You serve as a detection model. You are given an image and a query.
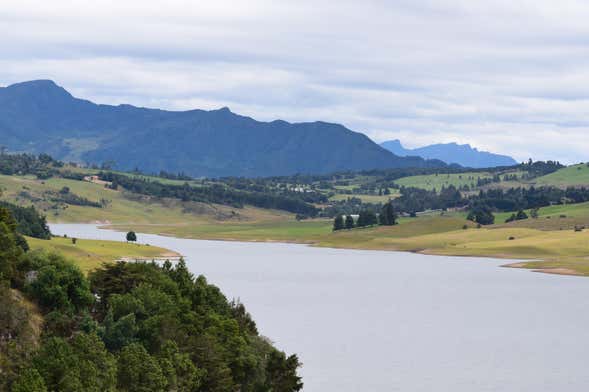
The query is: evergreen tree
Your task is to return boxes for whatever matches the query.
[117,343,166,392]
[379,202,398,226]
[126,231,137,243]
[333,215,344,231]
[357,210,377,227]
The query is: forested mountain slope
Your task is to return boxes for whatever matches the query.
[0,80,444,177]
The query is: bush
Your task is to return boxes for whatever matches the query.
[21,252,93,313]
[467,205,495,225]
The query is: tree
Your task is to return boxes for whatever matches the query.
[11,368,47,392]
[0,221,23,281]
[357,210,377,227]
[31,334,116,392]
[505,209,528,223]
[117,343,167,392]
[24,252,94,313]
[126,231,137,243]
[264,351,303,392]
[515,209,528,220]
[379,202,398,226]
[467,205,495,225]
[157,340,203,391]
[332,215,344,231]
[344,215,354,230]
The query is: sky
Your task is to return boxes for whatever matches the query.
[1,0,589,163]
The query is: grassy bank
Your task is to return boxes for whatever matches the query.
[105,212,589,276]
[27,236,178,273]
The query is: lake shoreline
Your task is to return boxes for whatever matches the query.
[94,223,578,277]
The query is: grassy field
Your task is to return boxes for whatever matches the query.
[394,172,493,190]
[105,219,334,243]
[329,192,398,203]
[27,236,178,274]
[316,219,589,276]
[534,164,589,187]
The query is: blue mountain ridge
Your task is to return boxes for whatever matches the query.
[0,80,446,177]
[380,139,517,168]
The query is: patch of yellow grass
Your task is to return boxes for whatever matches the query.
[27,236,178,274]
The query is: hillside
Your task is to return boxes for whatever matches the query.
[534,164,589,187]
[0,80,444,177]
[380,139,517,168]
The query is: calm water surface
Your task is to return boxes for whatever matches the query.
[51,224,589,392]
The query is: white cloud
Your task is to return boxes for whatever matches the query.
[1,0,589,163]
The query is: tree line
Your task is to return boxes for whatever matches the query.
[0,153,62,179]
[0,201,51,240]
[99,172,319,216]
[333,201,398,231]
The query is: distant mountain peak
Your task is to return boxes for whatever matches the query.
[4,79,73,101]
[381,139,517,168]
[8,79,57,87]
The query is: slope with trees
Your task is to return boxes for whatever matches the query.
[0,206,304,391]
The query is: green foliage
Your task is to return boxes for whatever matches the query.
[0,206,302,391]
[467,205,495,225]
[264,351,303,392]
[0,153,60,179]
[89,260,302,391]
[157,340,204,391]
[11,368,47,392]
[379,202,398,226]
[23,252,94,313]
[126,231,137,242]
[0,221,24,281]
[505,209,529,223]
[116,343,167,392]
[356,210,378,227]
[332,215,344,231]
[100,171,319,216]
[31,335,117,392]
[0,202,50,240]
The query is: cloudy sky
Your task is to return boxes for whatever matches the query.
[1,0,588,163]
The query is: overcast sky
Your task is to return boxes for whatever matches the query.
[1,0,588,163]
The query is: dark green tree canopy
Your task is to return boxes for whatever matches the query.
[344,215,355,230]
[379,202,398,226]
[0,207,303,392]
[126,231,137,242]
[333,215,344,231]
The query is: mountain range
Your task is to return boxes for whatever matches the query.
[0,80,445,177]
[380,139,517,168]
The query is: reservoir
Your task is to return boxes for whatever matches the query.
[51,224,589,392]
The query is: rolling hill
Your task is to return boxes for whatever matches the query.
[380,139,517,168]
[0,80,444,177]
